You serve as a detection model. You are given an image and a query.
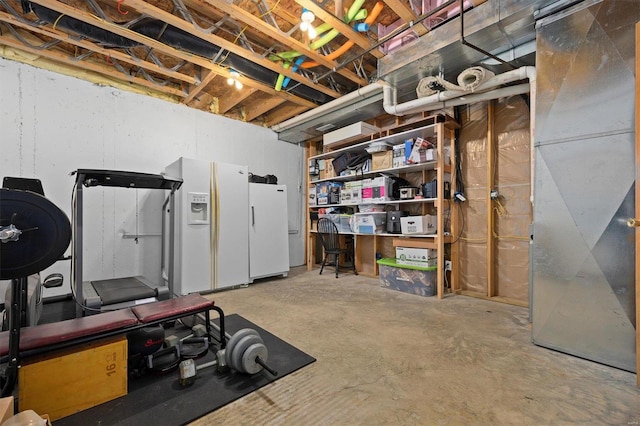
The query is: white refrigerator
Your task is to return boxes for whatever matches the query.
[165,157,249,295]
[249,183,290,282]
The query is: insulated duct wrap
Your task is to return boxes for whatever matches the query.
[416,67,495,98]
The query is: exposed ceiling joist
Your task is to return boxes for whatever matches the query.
[203,0,368,86]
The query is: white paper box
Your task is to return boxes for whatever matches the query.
[395,247,436,267]
[323,122,380,148]
[400,215,437,235]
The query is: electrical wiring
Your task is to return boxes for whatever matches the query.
[494,197,507,217]
[448,202,465,244]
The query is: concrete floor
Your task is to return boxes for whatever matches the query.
[191,266,640,425]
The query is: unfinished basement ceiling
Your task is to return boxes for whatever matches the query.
[0,0,442,125]
[0,0,558,135]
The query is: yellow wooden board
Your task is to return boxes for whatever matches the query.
[18,336,128,421]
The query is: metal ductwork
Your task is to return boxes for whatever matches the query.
[271,0,550,144]
[272,84,385,144]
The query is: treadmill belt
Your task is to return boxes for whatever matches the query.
[91,277,156,305]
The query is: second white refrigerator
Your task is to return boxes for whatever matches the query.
[249,183,290,282]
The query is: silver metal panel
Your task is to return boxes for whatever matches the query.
[535,0,637,145]
[532,0,638,372]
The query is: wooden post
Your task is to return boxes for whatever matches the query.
[634,21,639,387]
[487,100,496,297]
[449,125,460,293]
[306,143,315,271]
[436,122,445,298]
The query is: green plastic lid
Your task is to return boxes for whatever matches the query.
[376,257,437,271]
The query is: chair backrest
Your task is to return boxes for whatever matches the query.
[317,218,341,251]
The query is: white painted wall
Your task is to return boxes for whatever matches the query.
[0,58,306,301]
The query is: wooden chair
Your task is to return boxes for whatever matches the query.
[317,218,358,278]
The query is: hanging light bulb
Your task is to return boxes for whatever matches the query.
[301,8,314,25]
[227,69,242,89]
[300,8,316,39]
[307,23,317,39]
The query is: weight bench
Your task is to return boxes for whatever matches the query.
[0,293,227,395]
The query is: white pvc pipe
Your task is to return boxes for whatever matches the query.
[380,65,538,206]
[383,66,536,116]
[270,83,384,132]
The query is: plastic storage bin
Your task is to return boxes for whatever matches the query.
[353,212,387,234]
[319,213,353,233]
[377,258,436,297]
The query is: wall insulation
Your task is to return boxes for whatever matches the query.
[458,95,531,304]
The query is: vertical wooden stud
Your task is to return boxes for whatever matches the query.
[436,122,445,298]
[487,100,496,297]
[634,21,639,386]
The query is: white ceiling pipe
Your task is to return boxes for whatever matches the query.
[400,83,531,114]
[270,83,384,132]
[383,66,536,116]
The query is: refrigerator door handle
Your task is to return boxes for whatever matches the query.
[251,205,255,226]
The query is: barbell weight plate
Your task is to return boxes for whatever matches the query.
[0,189,71,280]
[230,334,263,373]
[224,328,259,369]
[241,343,268,375]
[180,337,209,359]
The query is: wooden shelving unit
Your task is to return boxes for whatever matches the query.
[305,115,460,298]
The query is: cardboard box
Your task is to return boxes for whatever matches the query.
[341,180,362,204]
[18,336,128,421]
[377,258,436,297]
[372,151,393,170]
[392,144,406,168]
[404,139,414,164]
[316,182,343,205]
[0,397,14,424]
[396,247,436,267]
[400,215,437,235]
[408,137,430,164]
[4,411,52,426]
[308,185,317,206]
[361,176,393,202]
[320,159,335,180]
[323,121,380,148]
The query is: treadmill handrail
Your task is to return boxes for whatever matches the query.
[72,169,183,191]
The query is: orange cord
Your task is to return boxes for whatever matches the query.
[117,0,129,15]
[300,1,384,69]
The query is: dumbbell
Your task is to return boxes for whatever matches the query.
[164,324,207,348]
[178,350,226,387]
[165,324,209,359]
[178,328,277,386]
[195,317,276,376]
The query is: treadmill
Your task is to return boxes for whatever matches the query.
[72,169,183,317]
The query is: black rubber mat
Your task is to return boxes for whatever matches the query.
[91,277,156,305]
[56,314,316,426]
